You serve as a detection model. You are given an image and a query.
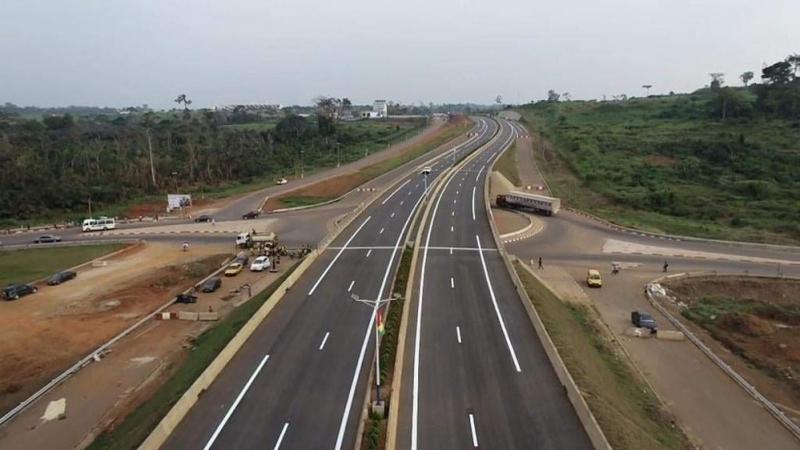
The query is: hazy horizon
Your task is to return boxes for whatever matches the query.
[2,0,799,109]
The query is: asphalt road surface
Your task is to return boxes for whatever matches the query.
[161,118,498,449]
[395,119,591,449]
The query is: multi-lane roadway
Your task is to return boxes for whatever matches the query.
[161,118,501,449]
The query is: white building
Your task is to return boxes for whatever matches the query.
[361,100,388,119]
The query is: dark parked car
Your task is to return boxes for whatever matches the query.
[175,293,198,304]
[200,277,222,293]
[47,271,77,285]
[3,284,38,300]
[234,254,249,265]
[242,211,260,219]
[33,234,61,244]
[631,311,658,332]
[195,215,213,223]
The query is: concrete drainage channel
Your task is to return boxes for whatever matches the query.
[646,274,800,441]
[0,248,234,429]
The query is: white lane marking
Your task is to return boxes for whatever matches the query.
[319,332,330,350]
[380,227,385,234]
[450,247,453,255]
[456,326,462,344]
[308,217,371,296]
[476,235,522,373]
[468,413,479,448]
[400,200,404,206]
[415,184,419,188]
[452,211,455,217]
[391,212,395,218]
[451,225,454,232]
[408,191,412,196]
[456,190,459,195]
[334,187,426,450]
[453,199,457,204]
[347,280,355,292]
[381,179,411,205]
[471,186,476,221]
[412,156,460,450]
[474,164,484,183]
[274,422,289,449]
[450,277,454,289]
[202,354,270,450]
[366,249,372,257]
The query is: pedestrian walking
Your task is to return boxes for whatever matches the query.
[538,257,543,270]
[663,260,669,272]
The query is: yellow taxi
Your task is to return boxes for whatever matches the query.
[224,262,244,277]
[587,269,603,288]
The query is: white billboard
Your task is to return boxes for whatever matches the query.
[167,194,192,212]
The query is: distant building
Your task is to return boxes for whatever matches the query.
[361,100,388,119]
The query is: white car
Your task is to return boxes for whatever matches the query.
[421,166,432,175]
[276,178,288,185]
[250,256,271,271]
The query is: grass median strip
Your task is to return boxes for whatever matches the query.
[514,261,691,450]
[0,244,125,286]
[494,140,520,186]
[88,260,300,450]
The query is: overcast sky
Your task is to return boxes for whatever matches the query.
[2,0,798,109]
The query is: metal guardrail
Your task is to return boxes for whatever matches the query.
[645,281,800,441]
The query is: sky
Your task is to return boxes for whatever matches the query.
[1,0,799,109]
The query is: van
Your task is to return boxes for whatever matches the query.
[587,269,602,288]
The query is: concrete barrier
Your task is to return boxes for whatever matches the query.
[484,122,612,450]
[197,312,219,321]
[176,311,199,321]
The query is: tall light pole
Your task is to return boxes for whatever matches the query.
[642,84,653,96]
[350,292,401,405]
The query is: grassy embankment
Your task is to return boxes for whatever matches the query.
[0,244,125,286]
[494,140,521,185]
[88,260,300,450]
[518,93,800,244]
[270,116,472,210]
[515,262,691,450]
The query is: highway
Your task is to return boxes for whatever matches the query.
[161,118,499,449]
[395,119,591,449]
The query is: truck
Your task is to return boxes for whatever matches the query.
[236,231,278,255]
[496,191,561,216]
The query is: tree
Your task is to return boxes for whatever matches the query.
[709,73,725,91]
[547,90,560,102]
[174,94,192,110]
[761,61,793,84]
[740,71,754,87]
[711,87,753,120]
[562,92,571,101]
[787,54,800,77]
[495,95,503,105]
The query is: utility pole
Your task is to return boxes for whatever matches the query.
[336,142,341,167]
[146,128,156,187]
[88,198,92,218]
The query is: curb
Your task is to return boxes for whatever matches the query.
[486,120,612,450]
[645,275,800,441]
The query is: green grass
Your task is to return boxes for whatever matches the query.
[279,195,337,208]
[515,262,691,449]
[0,244,125,286]
[88,260,300,450]
[495,140,521,185]
[517,93,800,244]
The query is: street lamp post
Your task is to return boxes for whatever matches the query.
[350,292,401,406]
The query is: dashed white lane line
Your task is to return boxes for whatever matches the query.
[450,277,454,288]
[379,227,385,234]
[319,332,330,350]
[366,249,372,257]
[381,179,411,205]
[400,200,404,206]
[202,354,270,450]
[453,199,457,204]
[456,326,462,344]
[450,247,453,255]
[476,234,522,373]
[347,280,355,292]
[468,413,479,448]
[451,225,454,232]
[390,212,395,218]
[471,186,476,221]
[273,422,289,449]
[308,217,371,296]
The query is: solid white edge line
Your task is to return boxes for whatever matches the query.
[273,422,289,449]
[475,235,522,373]
[319,332,331,351]
[468,413,479,448]
[412,150,462,450]
[474,165,484,183]
[202,354,270,450]
[333,186,426,450]
[471,186,476,221]
[381,179,411,205]
[308,217,371,296]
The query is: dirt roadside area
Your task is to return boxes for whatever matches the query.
[662,276,800,423]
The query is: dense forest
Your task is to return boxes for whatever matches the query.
[0,110,423,224]
[520,53,800,243]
